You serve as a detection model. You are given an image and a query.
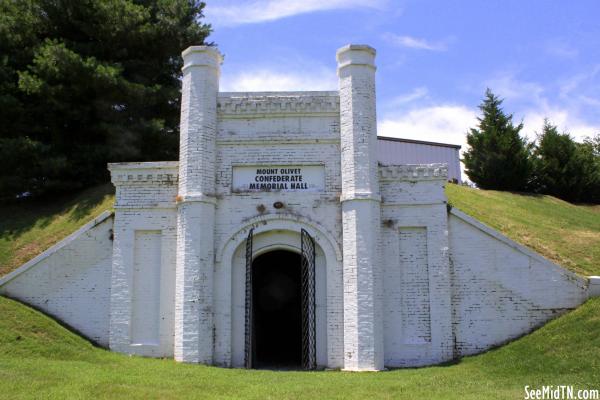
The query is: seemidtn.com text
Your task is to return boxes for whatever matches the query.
[525,386,599,400]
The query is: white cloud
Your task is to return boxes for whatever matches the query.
[486,72,546,105]
[386,87,429,107]
[206,0,386,26]
[545,41,579,59]
[382,33,448,51]
[378,105,476,147]
[520,109,599,141]
[220,66,337,92]
[486,71,600,141]
[559,65,600,98]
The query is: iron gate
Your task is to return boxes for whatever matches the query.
[244,228,254,369]
[243,228,317,370]
[301,228,316,370]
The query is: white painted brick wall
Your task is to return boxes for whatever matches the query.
[108,163,178,357]
[380,165,453,367]
[0,212,113,346]
[447,208,589,357]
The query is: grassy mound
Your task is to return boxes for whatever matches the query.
[446,184,600,276]
[0,184,114,276]
[0,295,599,399]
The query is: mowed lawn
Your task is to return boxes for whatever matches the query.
[0,295,599,399]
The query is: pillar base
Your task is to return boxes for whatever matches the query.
[341,367,386,372]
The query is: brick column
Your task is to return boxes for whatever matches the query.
[337,45,384,371]
[174,46,222,363]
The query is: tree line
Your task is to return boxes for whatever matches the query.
[463,89,600,204]
[0,0,211,202]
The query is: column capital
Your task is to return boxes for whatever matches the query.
[182,45,223,73]
[336,44,376,72]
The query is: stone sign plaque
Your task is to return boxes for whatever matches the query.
[232,165,325,192]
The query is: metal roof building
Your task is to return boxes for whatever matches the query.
[377,136,462,183]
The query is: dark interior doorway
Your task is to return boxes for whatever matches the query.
[252,250,302,369]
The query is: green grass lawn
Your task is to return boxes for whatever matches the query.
[0,184,114,276]
[446,184,600,276]
[0,295,599,399]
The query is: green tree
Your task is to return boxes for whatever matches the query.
[583,133,600,157]
[0,0,211,201]
[532,123,600,203]
[576,133,600,203]
[463,89,533,191]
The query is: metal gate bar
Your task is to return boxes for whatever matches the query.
[244,228,254,369]
[301,228,317,370]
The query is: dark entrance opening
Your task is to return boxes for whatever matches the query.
[252,250,302,369]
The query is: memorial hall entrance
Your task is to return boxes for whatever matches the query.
[244,229,317,370]
[252,250,302,368]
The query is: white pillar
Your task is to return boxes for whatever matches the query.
[337,45,384,371]
[174,46,222,363]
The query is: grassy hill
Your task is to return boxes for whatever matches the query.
[1,295,599,399]
[0,184,114,276]
[446,184,600,276]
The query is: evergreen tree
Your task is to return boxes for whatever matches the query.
[583,133,600,157]
[463,89,533,191]
[584,133,600,203]
[532,122,600,203]
[532,120,581,201]
[0,0,211,201]
[577,135,600,204]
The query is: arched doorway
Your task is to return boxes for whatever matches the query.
[243,228,316,370]
[251,250,302,368]
[220,218,339,369]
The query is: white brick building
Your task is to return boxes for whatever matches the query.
[1,45,598,371]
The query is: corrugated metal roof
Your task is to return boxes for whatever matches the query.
[378,136,461,149]
[377,136,462,183]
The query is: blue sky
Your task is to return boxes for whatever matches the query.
[203,0,600,149]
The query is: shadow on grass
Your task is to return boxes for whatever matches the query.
[67,185,115,222]
[0,183,114,239]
